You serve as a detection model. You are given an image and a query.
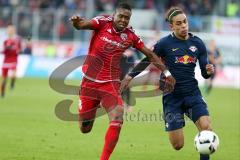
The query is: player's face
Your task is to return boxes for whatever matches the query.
[113,8,131,31]
[7,25,16,38]
[170,14,189,39]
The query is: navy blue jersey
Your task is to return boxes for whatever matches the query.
[153,33,210,96]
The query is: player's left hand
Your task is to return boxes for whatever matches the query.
[206,64,215,75]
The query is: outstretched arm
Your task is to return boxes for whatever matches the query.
[120,46,175,93]
[128,57,150,78]
[138,46,167,72]
[138,46,174,80]
[120,57,150,93]
[69,15,95,30]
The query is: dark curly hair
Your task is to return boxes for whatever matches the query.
[116,3,132,12]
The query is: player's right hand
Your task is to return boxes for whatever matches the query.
[69,15,84,24]
[120,75,133,93]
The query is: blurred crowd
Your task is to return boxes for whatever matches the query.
[0,0,213,14]
[0,1,239,27]
[0,0,239,16]
[0,0,239,51]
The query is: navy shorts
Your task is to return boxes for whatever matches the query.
[162,89,209,131]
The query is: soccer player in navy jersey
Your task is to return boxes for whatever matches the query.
[121,7,216,160]
[69,3,175,160]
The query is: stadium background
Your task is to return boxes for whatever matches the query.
[0,0,239,160]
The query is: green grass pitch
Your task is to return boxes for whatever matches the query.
[0,78,239,160]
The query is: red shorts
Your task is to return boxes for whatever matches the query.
[1,62,17,78]
[79,77,123,120]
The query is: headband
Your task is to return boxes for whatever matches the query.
[168,9,181,22]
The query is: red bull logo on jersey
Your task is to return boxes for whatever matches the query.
[175,55,196,64]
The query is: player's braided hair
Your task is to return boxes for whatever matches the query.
[116,3,132,11]
[165,7,184,23]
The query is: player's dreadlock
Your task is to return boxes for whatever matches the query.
[165,7,184,23]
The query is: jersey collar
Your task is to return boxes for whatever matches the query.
[171,32,194,40]
[112,25,126,34]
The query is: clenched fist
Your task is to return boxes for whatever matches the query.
[206,64,214,75]
[69,15,84,23]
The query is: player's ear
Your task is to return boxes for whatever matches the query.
[169,23,174,31]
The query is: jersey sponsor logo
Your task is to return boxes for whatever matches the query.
[175,55,196,64]
[100,36,127,48]
[189,46,197,52]
[120,33,128,41]
[172,48,179,51]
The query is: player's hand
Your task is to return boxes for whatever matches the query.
[159,74,176,93]
[120,75,133,93]
[69,15,84,25]
[206,64,214,75]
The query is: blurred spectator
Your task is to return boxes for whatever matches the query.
[199,0,214,15]
[94,0,116,12]
[184,0,200,15]
[0,7,12,27]
[204,39,223,94]
[58,14,74,40]
[134,0,154,9]
[39,0,52,9]
[165,0,183,9]
[188,15,203,32]
[38,13,54,40]
[226,0,239,17]
[153,0,165,13]
[64,0,77,10]
[23,39,32,55]
[17,12,33,38]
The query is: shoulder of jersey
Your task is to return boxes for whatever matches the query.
[189,33,199,40]
[157,35,170,44]
[101,15,113,21]
[189,33,203,44]
[126,26,136,34]
[93,15,113,23]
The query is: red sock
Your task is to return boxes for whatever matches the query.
[100,121,123,160]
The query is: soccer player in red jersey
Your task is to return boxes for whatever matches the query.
[70,3,175,160]
[1,25,21,98]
